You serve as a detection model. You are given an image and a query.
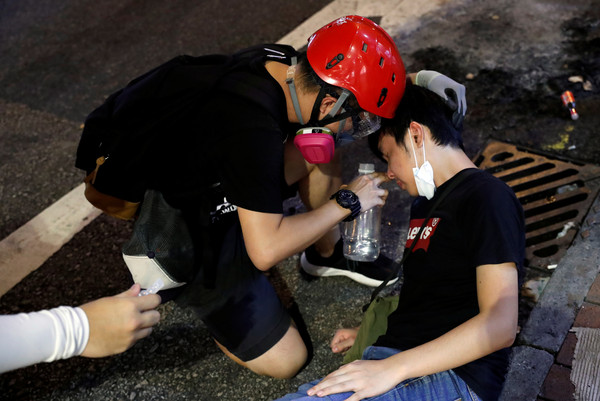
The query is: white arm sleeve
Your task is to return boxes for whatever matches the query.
[0,306,90,374]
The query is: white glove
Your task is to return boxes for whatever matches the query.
[416,70,467,126]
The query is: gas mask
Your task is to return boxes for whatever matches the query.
[410,135,436,200]
[293,127,335,164]
[287,59,381,164]
[293,104,381,164]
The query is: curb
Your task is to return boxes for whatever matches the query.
[500,190,600,400]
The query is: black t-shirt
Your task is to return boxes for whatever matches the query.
[374,168,525,401]
[204,91,290,213]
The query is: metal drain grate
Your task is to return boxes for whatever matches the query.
[474,140,600,269]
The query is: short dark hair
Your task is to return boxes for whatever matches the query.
[369,82,463,158]
[295,51,324,93]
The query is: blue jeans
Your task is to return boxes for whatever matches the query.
[275,346,482,401]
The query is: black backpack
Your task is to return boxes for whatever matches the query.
[75,44,294,219]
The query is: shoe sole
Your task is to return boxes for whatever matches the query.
[300,253,398,288]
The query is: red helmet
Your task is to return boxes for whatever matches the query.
[307,16,406,119]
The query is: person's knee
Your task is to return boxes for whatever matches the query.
[251,344,307,379]
[246,325,308,379]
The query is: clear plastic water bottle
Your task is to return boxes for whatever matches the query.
[342,163,381,262]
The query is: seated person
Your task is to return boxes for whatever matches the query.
[274,83,525,401]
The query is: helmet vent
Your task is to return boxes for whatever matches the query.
[391,73,396,83]
[377,87,388,107]
[326,54,344,69]
[379,57,385,67]
[362,43,368,53]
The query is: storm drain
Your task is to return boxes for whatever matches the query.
[474,140,600,269]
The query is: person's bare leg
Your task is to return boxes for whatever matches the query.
[284,140,342,257]
[214,323,307,379]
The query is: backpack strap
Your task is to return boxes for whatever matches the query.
[363,168,479,311]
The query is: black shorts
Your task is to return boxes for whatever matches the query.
[171,208,292,362]
[196,269,292,361]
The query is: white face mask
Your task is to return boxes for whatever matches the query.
[410,135,437,200]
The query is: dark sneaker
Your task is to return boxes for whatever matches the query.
[300,239,399,287]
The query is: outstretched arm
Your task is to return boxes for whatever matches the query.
[306,262,519,401]
[238,172,389,270]
[0,284,161,373]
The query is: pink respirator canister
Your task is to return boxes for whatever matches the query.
[294,127,335,164]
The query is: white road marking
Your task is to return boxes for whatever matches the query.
[278,0,447,48]
[0,0,448,298]
[0,184,101,296]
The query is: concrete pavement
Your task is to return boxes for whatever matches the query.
[501,192,600,400]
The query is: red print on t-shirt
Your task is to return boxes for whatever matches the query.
[405,217,441,252]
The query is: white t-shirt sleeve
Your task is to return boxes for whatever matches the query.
[0,306,90,373]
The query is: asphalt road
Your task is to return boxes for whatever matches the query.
[0,0,334,239]
[1,0,600,400]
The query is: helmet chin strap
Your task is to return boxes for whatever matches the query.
[286,58,351,128]
[286,57,305,125]
[306,87,352,127]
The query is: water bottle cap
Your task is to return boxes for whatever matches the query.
[358,163,375,174]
